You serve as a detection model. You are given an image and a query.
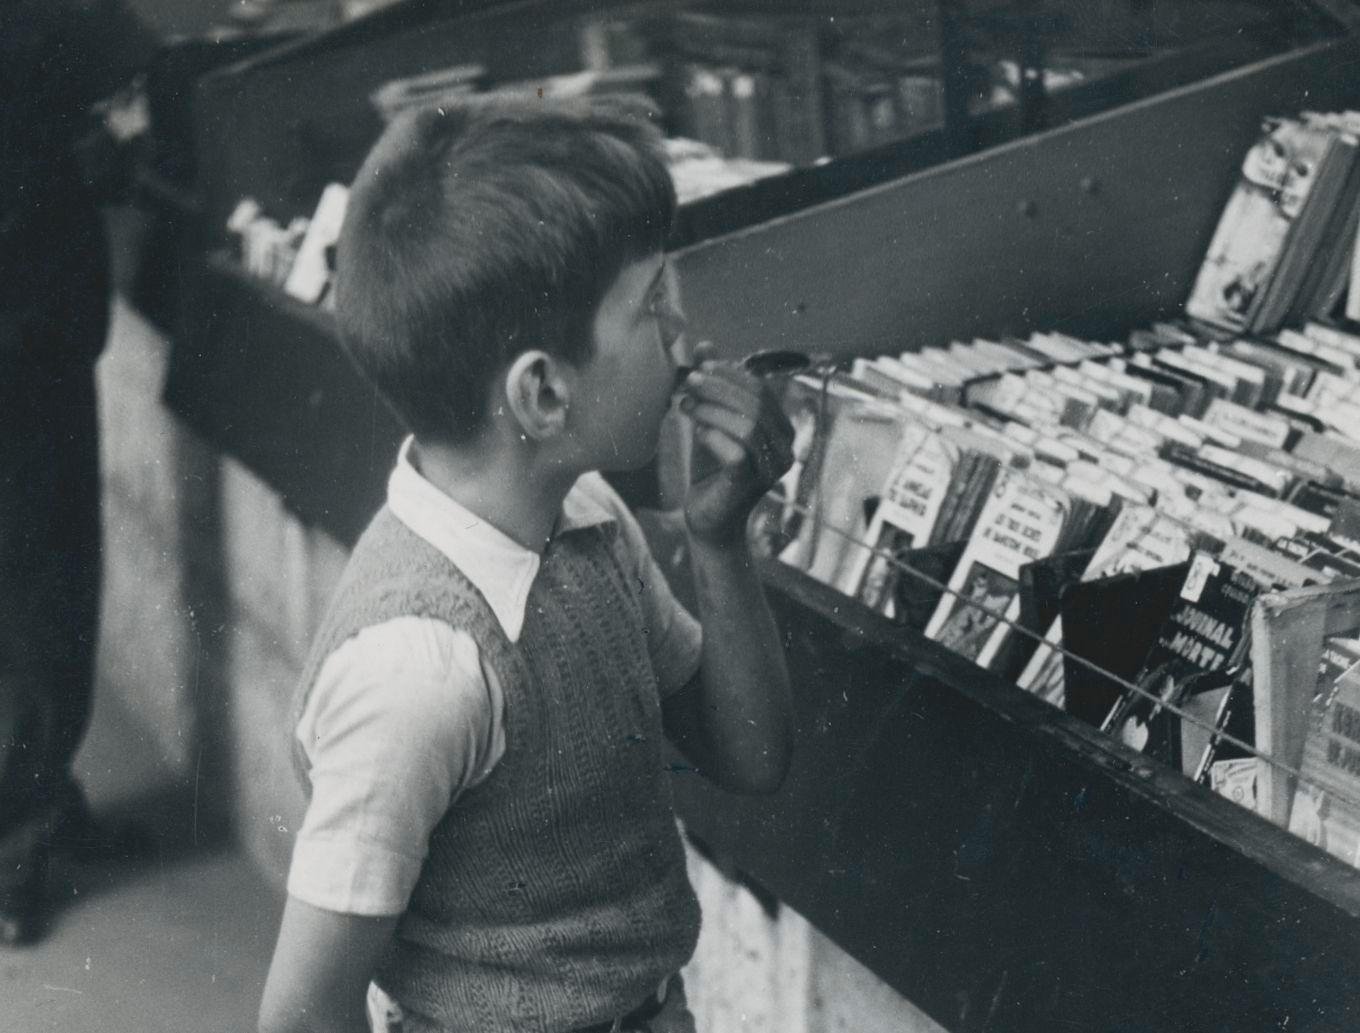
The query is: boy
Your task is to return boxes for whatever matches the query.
[259,102,795,1033]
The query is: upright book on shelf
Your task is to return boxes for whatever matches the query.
[663,11,826,163]
[844,425,1004,618]
[1104,551,1258,768]
[1251,580,1360,828]
[1289,659,1360,868]
[778,389,908,594]
[1186,119,1342,334]
[1017,505,1194,705]
[923,470,1086,670]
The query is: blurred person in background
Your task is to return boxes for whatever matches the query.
[0,0,156,945]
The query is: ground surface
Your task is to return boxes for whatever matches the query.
[0,690,281,1033]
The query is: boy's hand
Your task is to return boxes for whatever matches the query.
[678,343,795,546]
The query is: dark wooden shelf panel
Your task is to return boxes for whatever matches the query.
[646,542,1360,1032]
[166,253,397,544]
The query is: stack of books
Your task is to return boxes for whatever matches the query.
[226,82,796,296]
[662,137,789,206]
[366,61,791,206]
[653,10,942,164]
[225,183,350,307]
[370,63,488,122]
[225,197,311,290]
[821,32,943,156]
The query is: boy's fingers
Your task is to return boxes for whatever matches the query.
[681,367,762,414]
[682,371,794,447]
[687,403,793,486]
[690,340,720,365]
[686,402,793,473]
[683,401,756,445]
[694,427,746,468]
[681,354,796,491]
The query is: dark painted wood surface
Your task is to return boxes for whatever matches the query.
[168,254,397,544]
[668,558,1360,1033]
[673,36,1360,362]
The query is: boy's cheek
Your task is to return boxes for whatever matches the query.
[590,414,666,473]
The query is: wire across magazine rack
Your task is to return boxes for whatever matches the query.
[733,358,1360,840]
[762,488,1360,821]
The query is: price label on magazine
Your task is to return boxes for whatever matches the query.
[1210,758,1260,809]
[1181,552,1219,604]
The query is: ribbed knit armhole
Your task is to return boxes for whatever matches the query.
[290,506,521,787]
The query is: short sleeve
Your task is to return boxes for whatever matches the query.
[287,617,504,916]
[578,474,703,698]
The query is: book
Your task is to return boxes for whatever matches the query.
[1290,122,1360,323]
[1017,505,1193,705]
[1104,551,1258,768]
[1349,205,1360,321]
[843,423,1009,616]
[833,35,942,142]
[924,471,1082,669]
[283,182,349,304]
[369,63,486,121]
[1253,124,1358,331]
[1187,118,1356,334]
[1185,120,1295,330]
[778,390,907,589]
[842,422,950,612]
[1061,564,1191,728]
[1289,658,1360,868]
[663,11,826,164]
[1201,398,1292,449]
[727,69,778,161]
[663,137,790,205]
[1251,581,1360,828]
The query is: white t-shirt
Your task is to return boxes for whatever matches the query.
[286,439,703,916]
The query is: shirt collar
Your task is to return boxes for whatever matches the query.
[558,475,618,535]
[386,437,615,642]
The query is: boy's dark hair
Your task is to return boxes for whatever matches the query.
[334,99,676,444]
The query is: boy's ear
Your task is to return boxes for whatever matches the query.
[504,350,572,440]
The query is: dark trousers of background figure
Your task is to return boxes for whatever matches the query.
[0,283,107,911]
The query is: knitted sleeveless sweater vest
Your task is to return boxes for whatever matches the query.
[293,508,701,1032]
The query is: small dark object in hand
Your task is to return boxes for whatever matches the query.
[675,348,839,390]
